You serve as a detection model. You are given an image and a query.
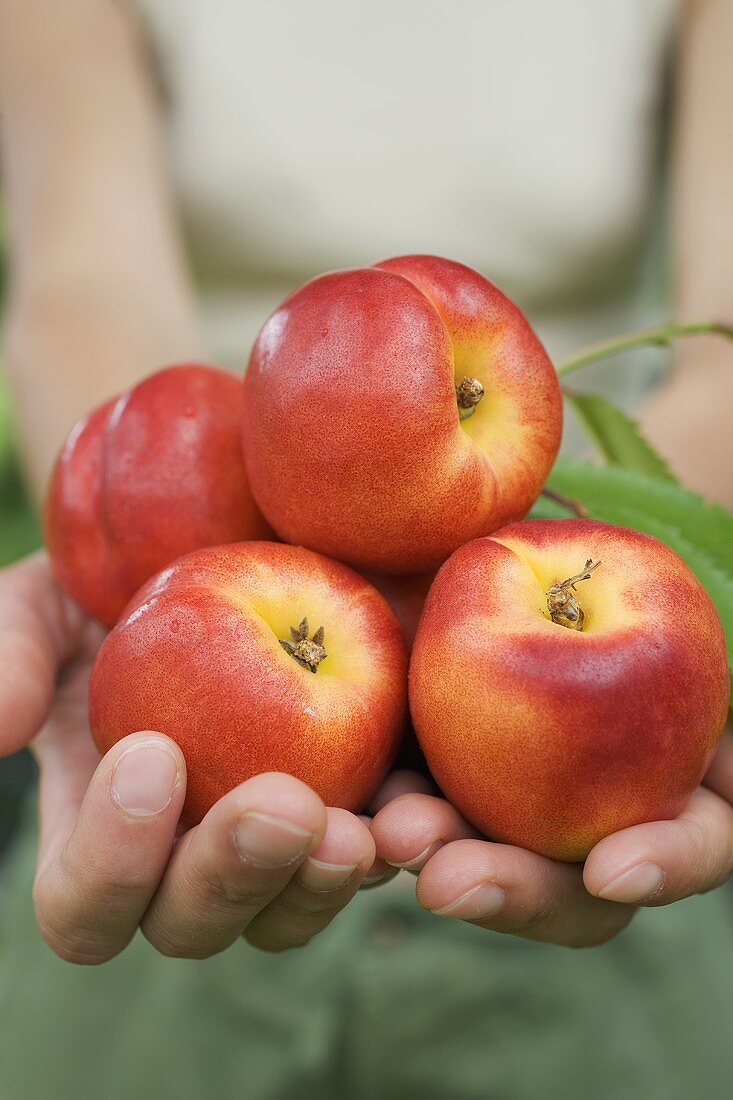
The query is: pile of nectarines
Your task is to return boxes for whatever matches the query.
[45,255,730,859]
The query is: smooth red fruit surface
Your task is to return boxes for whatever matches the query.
[242,254,562,574]
[410,519,730,862]
[90,542,407,827]
[45,364,272,625]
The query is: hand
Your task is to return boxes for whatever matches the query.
[0,552,403,963]
[371,741,733,947]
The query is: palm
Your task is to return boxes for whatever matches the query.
[31,620,107,857]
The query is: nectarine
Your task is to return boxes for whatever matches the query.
[89,542,407,826]
[409,519,730,861]
[45,364,272,625]
[242,255,562,574]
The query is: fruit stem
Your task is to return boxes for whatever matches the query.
[555,320,733,378]
[279,617,327,673]
[546,559,601,631]
[456,376,485,420]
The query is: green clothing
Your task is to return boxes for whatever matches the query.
[1,811,733,1100]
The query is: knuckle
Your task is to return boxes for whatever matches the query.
[57,845,152,905]
[272,887,345,925]
[32,863,136,966]
[142,927,216,961]
[518,895,561,938]
[287,886,347,917]
[567,907,636,950]
[677,814,731,888]
[183,859,277,912]
[243,926,311,953]
[34,909,117,966]
[242,889,345,952]
[570,924,623,950]
[140,910,228,960]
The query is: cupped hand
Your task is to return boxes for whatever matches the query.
[0,552,410,964]
[371,742,733,947]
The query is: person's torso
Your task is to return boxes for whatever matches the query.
[133,0,677,376]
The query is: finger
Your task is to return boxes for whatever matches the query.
[366,769,435,814]
[33,732,185,964]
[141,772,326,959]
[584,786,733,905]
[357,815,400,888]
[416,839,634,947]
[34,659,105,865]
[244,807,376,951]
[0,552,91,755]
[363,771,437,886]
[703,725,733,802]
[371,793,480,871]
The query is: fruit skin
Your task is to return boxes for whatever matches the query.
[409,519,730,862]
[90,541,407,827]
[364,570,435,650]
[45,364,272,625]
[242,254,562,575]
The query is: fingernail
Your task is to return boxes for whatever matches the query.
[596,861,665,903]
[298,858,357,892]
[385,842,440,870]
[234,812,314,868]
[111,740,179,817]
[431,882,506,919]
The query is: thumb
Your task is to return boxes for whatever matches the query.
[34,730,186,963]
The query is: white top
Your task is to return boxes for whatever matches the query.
[131,0,679,446]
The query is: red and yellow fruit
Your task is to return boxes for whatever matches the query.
[45,364,271,624]
[409,519,730,861]
[242,254,562,575]
[89,541,407,826]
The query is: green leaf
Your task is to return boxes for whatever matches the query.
[564,389,676,482]
[531,460,733,678]
[545,461,733,574]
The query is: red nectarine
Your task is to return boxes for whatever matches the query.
[89,542,408,826]
[242,255,562,574]
[45,364,272,625]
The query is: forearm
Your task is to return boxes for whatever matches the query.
[0,0,201,502]
[4,278,201,503]
[641,0,733,507]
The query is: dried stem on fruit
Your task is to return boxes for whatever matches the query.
[456,376,485,421]
[546,559,601,631]
[279,617,327,673]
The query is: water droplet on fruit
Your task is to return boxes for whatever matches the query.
[182,406,196,418]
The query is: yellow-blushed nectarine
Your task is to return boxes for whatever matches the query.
[409,519,730,861]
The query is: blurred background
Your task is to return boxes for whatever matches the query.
[0,224,40,867]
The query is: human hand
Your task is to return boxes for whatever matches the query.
[371,740,733,947]
[0,552,407,963]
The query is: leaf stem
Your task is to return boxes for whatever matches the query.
[540,487,589,518]
[555,320,733,378]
